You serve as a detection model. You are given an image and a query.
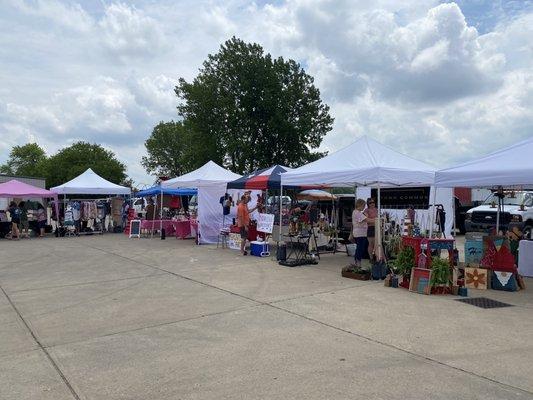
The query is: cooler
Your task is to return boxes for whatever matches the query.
[250,241,270,257]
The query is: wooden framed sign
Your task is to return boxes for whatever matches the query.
[409,268,432,295]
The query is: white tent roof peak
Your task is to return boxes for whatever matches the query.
[282,135,436,187]
[51,168,131,195]
[162,160,242,188]
[435,135,533,187]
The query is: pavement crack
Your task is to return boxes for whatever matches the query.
[9,273,167,294]
[44,303,263,350]
[268,302,533,397]
[0,285,81,400]
[81,243,533,396]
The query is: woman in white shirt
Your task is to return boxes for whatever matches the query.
[352,198,368,267]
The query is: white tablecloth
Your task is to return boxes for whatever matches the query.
[518,240,533,277]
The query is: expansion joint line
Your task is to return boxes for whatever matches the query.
[0,286,81,400]
[86,244,533,396]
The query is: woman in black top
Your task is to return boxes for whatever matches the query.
[8,201,20,240]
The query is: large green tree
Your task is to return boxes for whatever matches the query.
[43,142,127,188]
[173,37,333,174]
[0,143,47,177]
[141,121,197,177]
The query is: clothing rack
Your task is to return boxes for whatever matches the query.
[56,198,109,236]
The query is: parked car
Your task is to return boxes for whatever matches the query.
[464,191,533,238]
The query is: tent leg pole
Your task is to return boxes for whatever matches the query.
[429,186,437,237]
[496,196,501,234]
[279,185,283,243]
[160,188,163,238]
[377,184,382,261]
[452,192,456,238]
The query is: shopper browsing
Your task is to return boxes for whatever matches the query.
[36,203,47,238]
[237,194,258,256]
[18,201,30,238]
[365,198,377,262]
[352,199,368,267]
[8,201,21,240]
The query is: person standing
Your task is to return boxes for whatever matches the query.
[365,198,378,262]
[145,198,156,220]
[237,195,257,256]
[36,203,47,238]
[18,201,30,238]
[352,199,368,267]
[8,201,21,240]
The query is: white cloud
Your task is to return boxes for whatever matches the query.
[9,0,93,32]
[0,0,532,185]
[99,3,166,61]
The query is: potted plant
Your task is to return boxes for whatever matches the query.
[386,262,400,287]
[342,264,371,280]
[389,246,415,288]
[430,257,452,294]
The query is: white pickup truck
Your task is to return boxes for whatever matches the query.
[465,191,533,238]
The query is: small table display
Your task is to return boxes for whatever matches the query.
[140,219,193,239]
[279,232,318,267]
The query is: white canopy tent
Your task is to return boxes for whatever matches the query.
[436,136,533,232]
[282,136,435,188]
[435,136,533,188]
[51,168,131,195]
[162,161,242,244]
[282,136,453,257]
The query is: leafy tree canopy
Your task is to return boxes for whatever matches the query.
[141,121,197,178]
[0,143,47,177]
[165,36,333,175]
[43,142,127,188]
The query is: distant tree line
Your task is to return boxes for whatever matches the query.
[142,37,334,177]
[0,142,128,188]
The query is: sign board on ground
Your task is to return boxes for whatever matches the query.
[257,213,274,233]
[129,219,141,238]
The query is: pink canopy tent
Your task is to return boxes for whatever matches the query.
[0,179,59,219]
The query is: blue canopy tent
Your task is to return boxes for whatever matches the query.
[135,186,197,238]
[136,186,197,197]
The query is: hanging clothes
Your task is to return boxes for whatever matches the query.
[71,202,81,221]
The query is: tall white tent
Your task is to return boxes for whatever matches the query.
[51,168,131,195]
[282,136,453,251]
[435,136,533,187]
[162,161,241,244]
[282,136,435,187]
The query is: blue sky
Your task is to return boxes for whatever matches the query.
[0,0,532,187]
[449,0,533,32]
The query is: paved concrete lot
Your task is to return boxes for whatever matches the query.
[1,235,532,400]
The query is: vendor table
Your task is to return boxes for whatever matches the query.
[173,220,192,239]
[0,221,11,238]
[141,219,174,235]
[402,236,455,268]
[140,219,193,239]
[229,224,265,241]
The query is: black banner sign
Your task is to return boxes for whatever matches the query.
[370,187,430,209]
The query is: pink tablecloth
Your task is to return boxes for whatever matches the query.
[141,220,176,235]
[140,219,194,239]
[173,220,192,239]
